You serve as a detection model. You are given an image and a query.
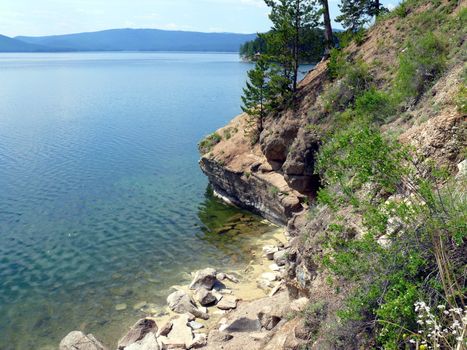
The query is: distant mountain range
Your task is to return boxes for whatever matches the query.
[0,29,257,53]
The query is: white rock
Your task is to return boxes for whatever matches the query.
[187,333,207,349]
[262,245,279,260]
[125,333,160,350]
[269,263,280,272]
[216,295,238,310]
[261,272,277,282]
[166,314,194,348]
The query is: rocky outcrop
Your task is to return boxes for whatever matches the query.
[199,113,308,225]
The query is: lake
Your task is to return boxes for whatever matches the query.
[0,52,280,349]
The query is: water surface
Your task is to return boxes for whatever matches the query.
[0,52,277,349]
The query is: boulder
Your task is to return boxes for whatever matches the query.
[262,245,279,260]
[216,295,238,310]
[208,330,233,343]
[157,321,173,337]
[216,272,227,281]
[257,278,274,291]
[118,318,158,350]
[258,306,282,330]
[269,263,280,272]
[189,268,217,290]
[194,288,217,306]
[167,290,209,320]
[260,272,277,282]
[125,333,160,350]
[187,333,207,349]
[187,321,204,330]
[166,314,194,349]
[224,274,239,283]
[223,317,261,333]
[59,331,107,350]
[273,250,287,266]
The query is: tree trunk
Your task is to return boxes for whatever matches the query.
[321,0,333,57]
[374,0,380,17]
[293,0,300,92]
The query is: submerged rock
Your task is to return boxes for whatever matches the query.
[118,318,157,350]
[59,331,107,350]
[189,268,218,290]
[115,303,128,311]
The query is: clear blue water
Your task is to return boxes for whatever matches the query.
[0,52,281,349]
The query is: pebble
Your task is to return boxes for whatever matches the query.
[133,301,147,310]
[115,303,127,311]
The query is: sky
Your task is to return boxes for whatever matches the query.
[0,0,398,37]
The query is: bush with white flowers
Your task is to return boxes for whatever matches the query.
[410,301,466,350]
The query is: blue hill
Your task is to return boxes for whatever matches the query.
[0,34,66,52]
[15,28,257,52]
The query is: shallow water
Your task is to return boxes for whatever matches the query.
[0,52,284,349]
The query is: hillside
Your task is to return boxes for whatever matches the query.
[15,29,257,52]
[198,0,466,348]
[0,34,62,52]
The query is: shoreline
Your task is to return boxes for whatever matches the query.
[60,216,291,349]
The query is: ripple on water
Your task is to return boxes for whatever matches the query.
[0,52,262,349]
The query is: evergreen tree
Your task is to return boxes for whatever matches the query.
[265,0,320,93]
[336,0,384,31]
[241,57,272,136]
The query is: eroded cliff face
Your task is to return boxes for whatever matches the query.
[199,114,307,225]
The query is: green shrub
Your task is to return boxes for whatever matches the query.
[354,88,396,123]
[324,61,372,114]
[456,84,467,114]
[393,1,409,18]
[315,119,466,349]
[198,132,222,154]
[395,32,447,102]
[269,186,280,196]
[327,48,347,80]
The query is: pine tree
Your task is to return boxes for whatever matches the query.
[241,57,272,137]
[336,0,385,32]
[264,0,320,93]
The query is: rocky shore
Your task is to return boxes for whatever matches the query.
[59,225,314,350]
